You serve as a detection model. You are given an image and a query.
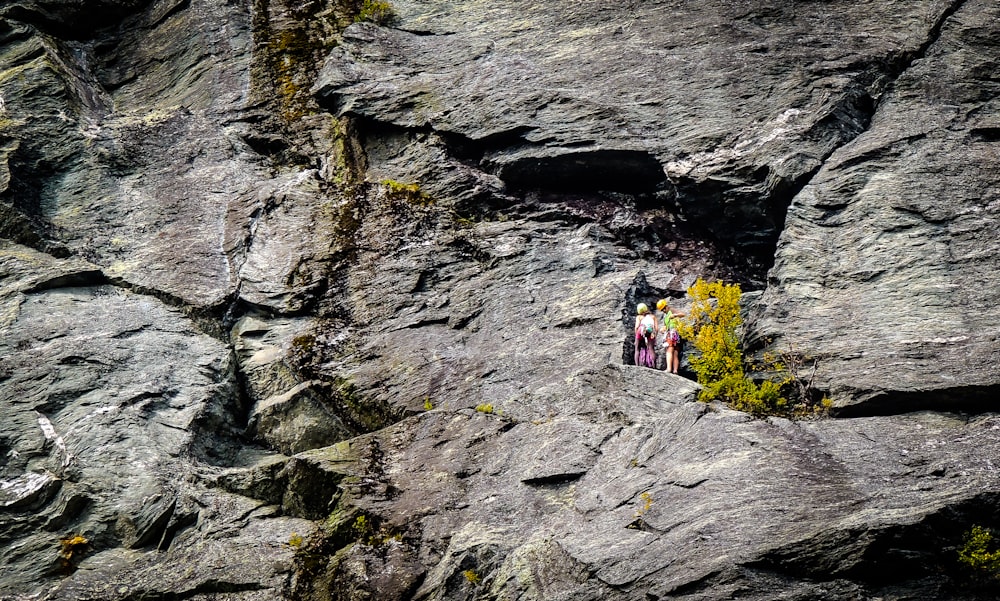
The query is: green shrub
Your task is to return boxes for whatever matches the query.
[679,279,788,415]
[678,279,828,416]
[356,0,395,24]
[381,179,434,206]
[959,525,1000,576]
[463,569,482,584]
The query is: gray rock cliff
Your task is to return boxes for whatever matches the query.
[1,0,999,600]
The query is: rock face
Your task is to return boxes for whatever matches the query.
[1,0,999,600]
[751,0,1000,416]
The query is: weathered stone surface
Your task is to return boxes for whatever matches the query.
[0,0,267,309]
[44,494,316,601]
[0,243,315,599]
[315,0,958,272]
[283,365,1000,600]
[750,0,1000,414]
[1,0,1000,599]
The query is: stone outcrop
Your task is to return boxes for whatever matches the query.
[280,366,1000,600]
[751,0,1000,416]
[1,0,999,599]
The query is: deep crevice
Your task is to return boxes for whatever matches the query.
[970,127,1000,142]
[522,472,586,486]
[746,490,1000,595]
[493,149,666,195]
[0,0,156,41]
[671,0,968,285]
[832,385,1000,419]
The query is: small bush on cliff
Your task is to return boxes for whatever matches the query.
[382,179,434,206]
[678,279,787,415]
[355,0,395,24]
[58,534,88,573]
[959,525,1000,577]
[678,278,837,416]
[463,569,482,584]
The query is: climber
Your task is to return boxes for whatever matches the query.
[634,303,658,368]
[657,299,686,374]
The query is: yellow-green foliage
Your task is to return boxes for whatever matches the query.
[288,532,304,547]
[424,397,434,411]
[268,28,316,122]
[356,0,395,24]
[353,515,374,539]
[58,534,88,572]
[475,403,493,414]
[463,569,482,584]
[635,492,653,517]
[59,534,88,560]
[678,279,743,385]
[382,179,433,206]
[959,525,1000,576]
[679,279,787,415]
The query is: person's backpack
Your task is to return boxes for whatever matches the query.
[638,314,656,341]
[663,311,680,345]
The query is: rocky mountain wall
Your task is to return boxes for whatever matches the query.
[1,0,999,599]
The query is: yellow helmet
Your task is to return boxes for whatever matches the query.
[636,303,649,315]
[656,299,668,311]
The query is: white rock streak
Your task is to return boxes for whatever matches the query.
[36,412,73,470]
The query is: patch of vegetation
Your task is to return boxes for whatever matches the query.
[0,116,25,130]
[332,376,404,433]
[635,492,653,518]
[289,438,404,599]
[58,534,88,573]
[355,0,396,25]
[475,403,493,414]
[291,332,316,354]
[626,493,654,531]
[424,397,434,411]
[678,278,826,417]
[959,525,1000,577]
[463,569,482,584]
[252,0,345,126]
[382,179,434,206]
[288,532,304,547]
[352,515,374,540]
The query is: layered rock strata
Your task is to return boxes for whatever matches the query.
[0,0,998,600]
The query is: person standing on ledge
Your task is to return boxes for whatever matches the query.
[634,303,658,368]
[657,299,685,374]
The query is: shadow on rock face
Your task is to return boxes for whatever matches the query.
[494,149,666,195]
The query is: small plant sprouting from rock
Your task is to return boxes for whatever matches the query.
[678,278,826,417]
[353,515,374,539]
[627,492,654,531]
[355,0,395,24]
[58,534,88,573]
[463,569,482,585]
[635,492,653,518]
[289,333,317,368]
[382,179,433,206]
[959,525,1000,577]
[288,532,304,547]
[475,403,493,414]
[424,397,434,411]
